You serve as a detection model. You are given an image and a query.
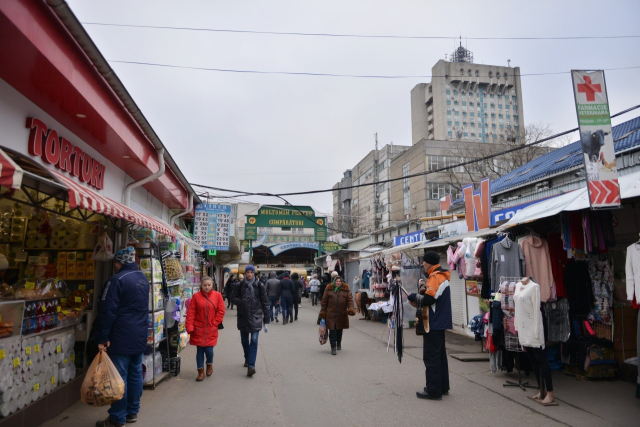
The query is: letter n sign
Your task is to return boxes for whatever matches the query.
[463,178,491,232]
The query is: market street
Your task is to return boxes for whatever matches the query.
[43,300,639,427]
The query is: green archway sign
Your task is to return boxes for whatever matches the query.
[245,205,327,260]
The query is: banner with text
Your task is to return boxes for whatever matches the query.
[571,70,620,208]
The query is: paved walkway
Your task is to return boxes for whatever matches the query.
[43,300,639,427]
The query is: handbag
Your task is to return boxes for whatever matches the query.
[203,292,224,330]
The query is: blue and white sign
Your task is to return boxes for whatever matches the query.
[194,203,231,250]
[393,230,426,247]
[270,242,319,256]
[491,196,556,225]
[254,233,268,247]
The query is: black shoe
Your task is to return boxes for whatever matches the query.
[331,347,337,355]
[126,414,137,424]
[244,361,248,368]
[295,317,298,321]
[96,417,124,427]
[337,344,341,351]
[247,367,256,377]
[424,387,448,396]
[275,318,279,323]
[416,390,442,400]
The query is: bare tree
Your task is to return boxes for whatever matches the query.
[330,204,375,238]
[441,122,557,195]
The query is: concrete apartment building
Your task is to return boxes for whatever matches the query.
[332,143,409,235]
[411,46,525,144]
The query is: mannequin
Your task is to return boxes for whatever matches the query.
[515,277,556,405]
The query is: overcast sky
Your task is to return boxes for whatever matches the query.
[68,0,640,216]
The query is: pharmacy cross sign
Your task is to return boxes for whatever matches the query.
[577,76,602,102]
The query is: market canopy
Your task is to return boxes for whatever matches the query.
[48,169,177,237]
[503,170,640,228]
[0,147,23,190]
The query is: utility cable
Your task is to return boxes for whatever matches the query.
[191,104,640,197]
[81,22,640,41]
[108,59,640,80]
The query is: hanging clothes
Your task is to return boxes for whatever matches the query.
[568,212,585,253]
[626,242,640,302]
[564,260,595,317]
[544,299,571,342]
[514,279,545,349]
[462,237,482,278]
[589,259,614,325]
[520,235,556,302]
[481,236,504,299]
[490,237,525,293]
[547,231,569,298]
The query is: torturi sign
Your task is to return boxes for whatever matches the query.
[26,117,106,190]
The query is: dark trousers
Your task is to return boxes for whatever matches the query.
[311,292,318,305]
[329,328,343,348]
[293,302,299,319]
[423,330,449,398]
[525,346,553,392]
[361,292,370,319]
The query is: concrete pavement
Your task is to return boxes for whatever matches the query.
[43,300,639,427]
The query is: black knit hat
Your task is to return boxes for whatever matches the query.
[423,251,440,265]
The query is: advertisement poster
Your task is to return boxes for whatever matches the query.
[571,70,620,208]
[194,203,231,250]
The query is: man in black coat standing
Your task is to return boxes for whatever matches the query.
[291,272,303,321]
[230,265,269,377]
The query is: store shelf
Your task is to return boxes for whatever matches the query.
[143,371,170,389]
[22,248,93,251]
[22,319,81,339]
[149,307,164,313]
[147,336,167,346]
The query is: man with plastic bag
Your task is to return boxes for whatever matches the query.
[93,247,149,427]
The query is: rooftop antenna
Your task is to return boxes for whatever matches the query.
[375,132,378,151]
[507,59,511,67]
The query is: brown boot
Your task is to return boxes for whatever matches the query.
[196,368,205,382]
[206,363,213,377]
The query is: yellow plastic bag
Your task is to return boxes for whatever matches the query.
[81,351,125,407]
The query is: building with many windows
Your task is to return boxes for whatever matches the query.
[332,143,410,235]
[411,46,525,144]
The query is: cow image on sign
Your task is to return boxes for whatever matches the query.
[571,70,620,209]
[463,178,491,232]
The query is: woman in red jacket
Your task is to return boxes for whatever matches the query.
[186,276,226,381]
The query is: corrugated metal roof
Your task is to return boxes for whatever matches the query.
[488,115,640,195]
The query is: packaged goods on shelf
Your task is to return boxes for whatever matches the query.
[147,311,164,345]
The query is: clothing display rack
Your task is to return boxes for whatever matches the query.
[499,277,537,391]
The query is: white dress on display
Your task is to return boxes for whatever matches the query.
[514,279,545,349]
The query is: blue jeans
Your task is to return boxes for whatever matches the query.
[281,297,293,319]
[108,352,143,425]
[240,331,260,368]
[269,296,279,321]
[196,346,214,369]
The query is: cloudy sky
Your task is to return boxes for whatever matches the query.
[68,0,640,216]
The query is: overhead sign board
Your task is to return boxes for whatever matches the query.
[194,203,231,250]
[244,226,257,241]
[247,205,327,241]
[393,230,426,246]
[571,70,620,208]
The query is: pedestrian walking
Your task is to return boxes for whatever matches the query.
[230,265,269,377]
[93,247,149,427]
[224,274,237,310]
[291,272,303,321]
[265,272,281,323]
[318,276,356,355]
[408,252,452,401]
[309,274,321,306]
[319,273,330,301]
[278,274,295,325]
[185,276,225,382]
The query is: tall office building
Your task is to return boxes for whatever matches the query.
[411,45,525,145]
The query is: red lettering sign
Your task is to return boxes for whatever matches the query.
[463,178,491,231]
[25,117,106,190]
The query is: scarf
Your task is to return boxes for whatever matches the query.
[245,277,256,297]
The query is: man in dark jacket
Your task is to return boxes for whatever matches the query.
[278,274,296,325]
[408,252,452,401]
[224,274,237,310]
[265,272,281,323]
[230,265,269,377]
[291,272,303,321]
[94,247,149,427]
[319,273,331,301]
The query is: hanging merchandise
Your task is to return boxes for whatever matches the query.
[564,261,595,317]
[513,279,545,349]
[520,234,556,302]
[91,232,114,262]
[589,259,614,325]
[490,237,525,294]
[626,240,640,302]
[544,299,571,343]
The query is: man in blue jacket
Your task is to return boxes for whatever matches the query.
[94,247,149,427]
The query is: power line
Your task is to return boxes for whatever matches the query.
[190,104,640,197]
[81,22,640,41]
[109,59,640,80]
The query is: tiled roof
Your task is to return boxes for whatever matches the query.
[491,115,640,194]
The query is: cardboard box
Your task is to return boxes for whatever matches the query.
[66,262,76,272]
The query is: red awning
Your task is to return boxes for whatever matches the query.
[47,169,176,237]
[0,147,23,190]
